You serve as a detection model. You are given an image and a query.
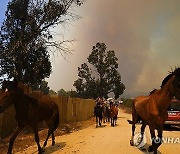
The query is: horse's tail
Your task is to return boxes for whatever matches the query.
[127,99,136,125]
[127,99,135,124]
[127,99,142,125]
[54,112,59,131]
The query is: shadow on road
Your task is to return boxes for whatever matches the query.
[137,143,162,154]
[44,142,66,154]
[94,124,107,128]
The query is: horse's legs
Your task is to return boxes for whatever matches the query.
[113,117,115,127]
[43,128,53,147]
[104,111,108,122]
[103,113,105,123]
[111,117,114,127]
[52,132,55,146]
[99,116,102,126]
[108,112,110,122]
[110,117,112,126]
[32,125,43,154]
[130,111,138,146]
[148,124,156,153]
[7,126,24,154]
[43,119,55,147]
[96,116,98,127]
[154,125,163,152]
[115,115,117,125]
[138,121,147,149]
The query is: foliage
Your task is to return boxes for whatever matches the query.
[58,88,68,97]
[0,0,83,85]
[58,88,78,97]
[74,42,125,99]
[32,80,49,94]
[49,89,57,95]
[122,99,133,108]
[66,90,78,97]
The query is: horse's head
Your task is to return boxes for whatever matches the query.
[171,68,180,99]
[161,67,180,100]
[0,80,18,113]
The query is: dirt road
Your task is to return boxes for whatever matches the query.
[16,109,180,154]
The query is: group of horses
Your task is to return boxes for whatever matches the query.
[94,98,118,127]
[0,67,180,154]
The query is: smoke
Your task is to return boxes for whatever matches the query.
[47,0,180,97]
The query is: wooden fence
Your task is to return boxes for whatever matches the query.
[0,94,95,138]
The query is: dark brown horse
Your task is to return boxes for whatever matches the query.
[109,102,118,127]
[104,105,110,122]
[94,102,103,127]
[129,68,180,154]
[0,80,59,154]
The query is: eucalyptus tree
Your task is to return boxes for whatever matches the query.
[0,0,83,85]
[74,42,125,99]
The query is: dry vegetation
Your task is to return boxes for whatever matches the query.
[119,99,133,113]
[0,117,95,153]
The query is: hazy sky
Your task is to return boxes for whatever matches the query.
[1,0,180,97]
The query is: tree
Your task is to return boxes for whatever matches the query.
[58,88,78,97]
[32,80,50,94]
[67,90,78,97]
[49,89,57,95]
[40,80,50,94]
[58,88,68,97]
[74,42,125,99]
[0,0,83,85]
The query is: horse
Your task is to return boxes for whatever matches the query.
[104,105,110,122]
[109,102,118,127]
[0,80,59,154]
[100,100,109,123]
[129,67,180,154]
[94,102,103,127]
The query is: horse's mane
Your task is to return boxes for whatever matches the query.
[2,80,38,105]
[17,87,38,105]
[149,89,157,95]
[160,67,180,88]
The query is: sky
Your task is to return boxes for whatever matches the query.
[0,0,180,98]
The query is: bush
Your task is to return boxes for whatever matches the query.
[122,99,133,108]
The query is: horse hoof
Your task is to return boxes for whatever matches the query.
[140,145,146,151]
[38,150,44,154]
[148,145,154,152]
[130,140,134,146]
[52,141,55,146]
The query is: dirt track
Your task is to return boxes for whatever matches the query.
[13,109,180,154]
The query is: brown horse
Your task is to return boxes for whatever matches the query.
[109,102,118,127]
[129,68,180,154]
[0,80,59,154]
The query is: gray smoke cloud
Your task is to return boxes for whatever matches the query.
[47,0,180,97]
